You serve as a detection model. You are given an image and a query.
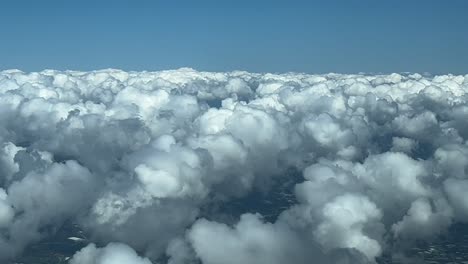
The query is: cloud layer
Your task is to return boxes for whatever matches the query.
[0,69,467,263]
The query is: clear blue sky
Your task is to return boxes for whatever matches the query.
[1,0,467,74]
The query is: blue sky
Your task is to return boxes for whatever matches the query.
[1,0,467,74]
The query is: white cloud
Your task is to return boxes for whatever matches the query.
[0,69,467,263]
[70,243,152,264]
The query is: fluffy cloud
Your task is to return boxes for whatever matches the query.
[70,243,152,264]
[188,214,306,264]
[0,69,467,263]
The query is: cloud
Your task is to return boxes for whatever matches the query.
[70,243,152,264]
[0,69,467,263]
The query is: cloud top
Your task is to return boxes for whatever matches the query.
[0,69,467,263]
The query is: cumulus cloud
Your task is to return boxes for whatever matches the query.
[70,243,152,264]
[0,68,467,263]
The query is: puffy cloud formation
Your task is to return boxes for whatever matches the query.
[70,243,152,264]
[0,68,468,263]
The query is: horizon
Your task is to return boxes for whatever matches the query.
[1,67,466,77]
